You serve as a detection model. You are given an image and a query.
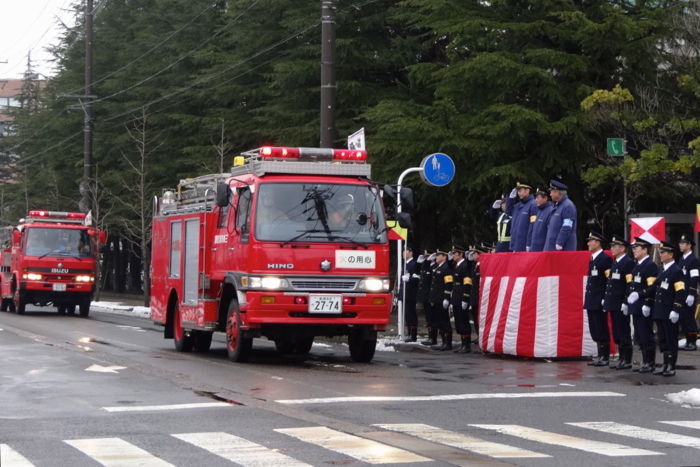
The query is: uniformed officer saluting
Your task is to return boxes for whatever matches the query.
[428,249,454,351]
[677,234,699,351]
[649,241,687,376]
[450,246,473,353]
[544,179,577,251]
[584,232,613,366]
[603,236,635,370]
[526,186,553,252]
[626,237,658,373]
[505,181,536,252]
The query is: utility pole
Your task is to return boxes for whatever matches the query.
[319,0,336,148]
[79,0,95,214]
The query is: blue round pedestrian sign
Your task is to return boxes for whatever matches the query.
[420,153,455,187]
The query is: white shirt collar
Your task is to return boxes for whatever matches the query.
[406,258,414,264]
[456,259,464,266]
[615,253,626,261]
[663,261,674,271]
[638,255,649,264]
[591,249,603,260]
[684,251,692,260]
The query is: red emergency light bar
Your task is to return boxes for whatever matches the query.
[28,210,86,220]
[258,146,367,162]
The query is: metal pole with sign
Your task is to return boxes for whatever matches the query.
[607,138,628,237]
[395,153,455,340]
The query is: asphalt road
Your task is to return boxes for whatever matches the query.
[1,305,700,467]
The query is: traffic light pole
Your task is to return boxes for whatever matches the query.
[80,0,95,215]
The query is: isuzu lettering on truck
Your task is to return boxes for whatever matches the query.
[150,146,392,362]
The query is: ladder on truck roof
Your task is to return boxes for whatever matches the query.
[158,173,229,216]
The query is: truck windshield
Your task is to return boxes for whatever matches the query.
[255,183,387,244]
[25,228,92,258]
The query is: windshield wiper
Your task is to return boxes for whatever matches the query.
[37,250,84,260]
[280,229,338,248]
[328,235,368,249]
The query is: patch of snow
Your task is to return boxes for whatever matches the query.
[666,388,700,408]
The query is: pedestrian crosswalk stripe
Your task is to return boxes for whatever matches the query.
[570,422,700,449]
[172,432,311,466]
[471,424,662,457]
[275,426,431,464]
[0,444,35,467]
[660,421,700,431]
[103,402,231,412]
[373,423,550,458]
[64,438,175,466]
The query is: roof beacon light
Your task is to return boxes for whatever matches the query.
[27,211,87,220]
[260,146,300,159]
[332,149,367,162]
[257,146,367,163]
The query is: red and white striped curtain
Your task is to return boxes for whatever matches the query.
[478,251,597,358]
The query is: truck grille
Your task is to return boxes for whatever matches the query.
[290,280,357,291]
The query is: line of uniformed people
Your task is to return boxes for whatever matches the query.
[584,232,699,377]
[401,243,494,353]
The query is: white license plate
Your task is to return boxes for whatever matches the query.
[308,295,342,314]
[53,283,67,292]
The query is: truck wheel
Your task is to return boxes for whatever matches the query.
[79,298,90,317]
[193,331,213,352]
[226,300,252,362]
[295,337,314,355]
[173,301,193,352]
[14,290,26,315]
[67,304,76,315]
[348,328,377,363]
[0,298,8,312]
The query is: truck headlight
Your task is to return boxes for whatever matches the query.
[75,275,94,282]
[23,273,42,281]
[242,276,289,290]
[360,278,390,292]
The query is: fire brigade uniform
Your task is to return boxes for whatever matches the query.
[584,232,613,366]
[649,242,687,376]
[400,250,421,342]
[626,238,658,373]
[603,236,635,369]
[491,206,512,253]
[677,234,699,351]
[428,251,454,350]
[450,247,473,353]
[505,181,536,252]
[526,188,553,252]
[418,252,438,346]
[469,243,489,344]
[544,180,577,251]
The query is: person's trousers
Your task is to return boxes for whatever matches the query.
[404,299,417,327]
[633,314,655,352]
[432,302,452,333]
[587,308,610,343]
[610,309,632,346]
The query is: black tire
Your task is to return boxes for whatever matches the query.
[225,299,252,362]
[0,298,8,312]
[173,301,193,352]
[193,331,213,353]
[78,298,90,317]
[294,337,314,355]
[348,329,377,363]
[14,289,26,315]
[67,304,76,315]
[274,339,295,354]
[57,305,67,315]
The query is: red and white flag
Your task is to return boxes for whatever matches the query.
[478,251,596,358]
[629,217,665,244]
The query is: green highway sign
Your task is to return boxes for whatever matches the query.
[607,138,626,156]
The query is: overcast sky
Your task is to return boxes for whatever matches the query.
[0,0,77,80]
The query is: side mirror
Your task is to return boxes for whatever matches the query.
[12,230,21,244]
[397,212,412,230]
[383,184,397,201]
[216,182,230,207]
[399,187,415,213]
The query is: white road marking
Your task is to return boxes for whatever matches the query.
[173,432,311,466]
[275,426,431,464]
[374,423,549,458]
[471,424,661,457]
[85,364,127,373]
[65,438,174,466]
[103,402,231,412]
[275,391,625,405]
[115,325,146,332]
[661,420,700,430]
[0,444,35,466]
[570,421,700,449]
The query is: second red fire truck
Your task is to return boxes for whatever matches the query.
[150,146,393,362]
[0,211,103,315]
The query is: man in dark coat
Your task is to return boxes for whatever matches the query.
[428,249,454,350]
[626,237,659,373]
[450,246,473,353]
[399,246,421,342]
[584,232,613,366]
[603,236,635,369]
[677,234,699,351]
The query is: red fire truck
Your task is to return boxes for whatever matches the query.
[150,146,392,362]
[0,211,103,315]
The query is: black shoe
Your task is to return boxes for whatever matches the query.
[638,363,654,373]
[593,359,609,367]
[663,367,676,376]
[653,365,668,375]
[421,338,437,346]
[681,343,697,351]
[614,361,632,370]
[587,357,600,366]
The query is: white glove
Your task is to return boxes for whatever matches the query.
[492,199,503,209]
[601,299,605,308]
[401,273,409,282]
[442,299,450,309]
[621,303,629,315]
[509,188,517,198]
[670,311,680,323]
[627,292,639,304]
[555,244,563,251]
[448,253,454,261]
[416,255,425,263]
[526,246,531,252]
[687,295,696,307]
[428,253,437,262]
[461,301,468,310]
[642,305,651,317]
